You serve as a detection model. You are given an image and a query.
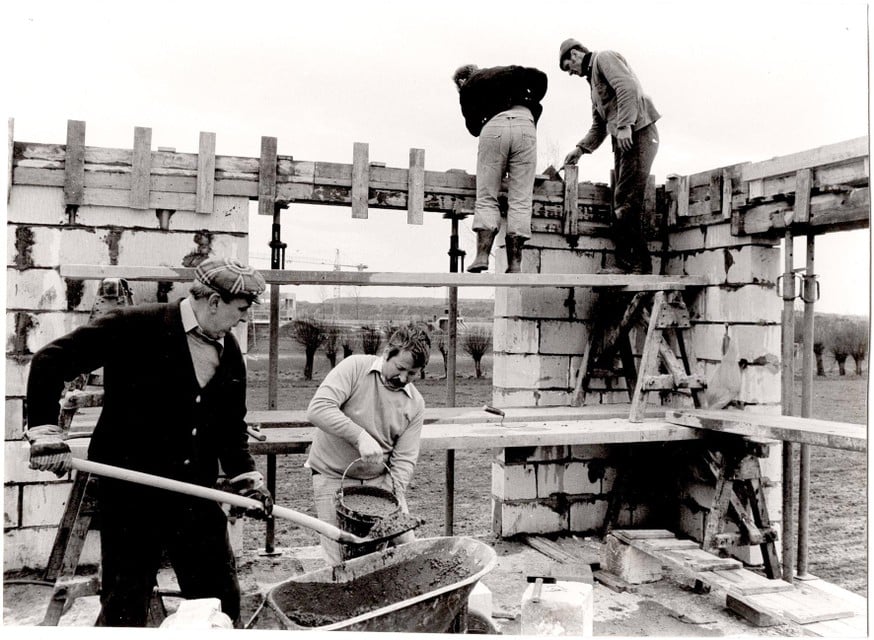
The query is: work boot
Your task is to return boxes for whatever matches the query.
[467,229,497,273]
[505,234,526,273]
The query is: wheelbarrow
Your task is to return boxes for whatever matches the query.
[259,536,497,632]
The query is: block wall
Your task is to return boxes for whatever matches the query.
[491,214,784,544]
[4,185,254,571]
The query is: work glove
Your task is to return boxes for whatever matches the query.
[25,425,73,478]
[226,471,273,519]
[356,431,383,465]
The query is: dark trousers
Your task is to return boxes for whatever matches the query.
[612,122,659,272]
[95,483,241,627]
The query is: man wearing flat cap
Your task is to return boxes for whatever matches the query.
[25,256,270,627]
[559,38,660,274]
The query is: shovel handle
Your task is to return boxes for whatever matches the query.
[69,458,367,545]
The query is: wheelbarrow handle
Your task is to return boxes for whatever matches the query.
[69,458,367,545]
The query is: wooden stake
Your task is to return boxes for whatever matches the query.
[196,131,216,214]
[130,127,152,209]
[407,148,424,224]
[257,136,278,218]
[351,141,369,219]
[64,120,86,206]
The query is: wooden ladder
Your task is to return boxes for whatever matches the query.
[572,289,706,422]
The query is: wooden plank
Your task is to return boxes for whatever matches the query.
[351,141,369,219]
[562,164,579,235]
[677,174,690,217]
[257,136,278,217]
[708,172,722,213]
[64,119,86,206]
[629,291,665,422]
[802,614,868,637]
[793,168,813,224]
[741,136,868,182]
[130,126,152,209]
[407,148,424,224]
[196,131,216,214]
[666,409,866,452]
[7,117,13,203]
[726,593,782,627]
[659,547,742,572]
[612,529,675,542]
[721,169,733,220]
[59,264,710,290]
[741,589,855,624]
[704,568,794,595]
[636,538,700,552]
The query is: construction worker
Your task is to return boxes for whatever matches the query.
[305,324,431,565]
[453,63,548,274]
[25,257,271,627]
[559,38,660,274]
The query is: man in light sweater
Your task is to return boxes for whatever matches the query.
[305,324,431,564]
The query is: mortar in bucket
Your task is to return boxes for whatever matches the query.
[335,459,403,559]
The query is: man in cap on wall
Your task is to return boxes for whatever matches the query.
[559,38,660,274]
[25,256,271,627]
[453,63,548,274]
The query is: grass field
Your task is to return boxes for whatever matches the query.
[244,350,868,596]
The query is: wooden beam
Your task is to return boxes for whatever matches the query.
[792,168,812,224]
[407,148,425,225]
[130,127,152,209]
[562,164,579,235]
[59,264,711,290]
[351,141,369,219]
[677,174,690,218]
[63,120,86,206]
[196,131,216,214]
[741,136,868,182]
[257,136,277,217]
[665,409,866,452]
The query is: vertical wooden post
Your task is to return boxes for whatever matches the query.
[561,164,579,236]
[721,169,733,220]
[780,231,796,582]
[7,118,13,204]
[407,148,425,225]
[676,174,690,218]
[709,171,722,213]
[351,142,369,219]
[258,136,278,218]
[196,131,216,214]
[64,120,86,206]
[130,127,152,209]
[794,169,812,224]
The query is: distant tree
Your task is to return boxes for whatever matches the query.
[288,317,327,380]
[430,328,448,378]
[848,319,868,376]
[322,322,342,368]
[341,330,357,358]
[829,320,854,376]
[463,326,492,379]
[360,325,383,355]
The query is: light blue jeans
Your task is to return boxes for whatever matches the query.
[311,471,413,566]
[474,106,537,239]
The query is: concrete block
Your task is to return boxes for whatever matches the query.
[692,323,781,362]
[704,223,777,249]
[468,581,493,619]
[695,285,781,324]
[7,311,90,355]
[491,462,537,500]
[568,499,609,533]
[537,462,599,497]
[492,354,569,389]
[668,227,706,252]
[6,186,66,225]
[739,366,782,404]
[7,268,68,311]
[685,250,729,282]
[21,483,73,527]
[523,446,571,463]
[75,196,250,233]
[495,286,579,320]
[726,245,781,284]
[112,229,247,272]
[491,388,540,407]
[494,500,567,536]
[4,526,100,572]
[528,233,613,252]
[5,485,19,527]
[492,318,538,353]
[521,580,594,637]
[540,320,587,355]
[6,398,25,440]
[541,249,602,274]
[570,444,612,460]
[6,358,30,397]
[605,535,662,584]
[600,390,633,405]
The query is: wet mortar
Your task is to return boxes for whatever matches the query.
[271,552,470,627]
[340,492,398,518]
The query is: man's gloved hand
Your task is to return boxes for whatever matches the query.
[356,431,383,465]
[25,425,72,478]
[227,471,273,519]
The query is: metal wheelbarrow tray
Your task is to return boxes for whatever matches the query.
[264,536,497,632]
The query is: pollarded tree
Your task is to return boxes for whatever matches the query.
[360,325,383,355]
[322,322,342,368]
[431,328,448,378]
[848,319,868,376]
[288,317,327,380]
[829,319,854,376]
[463,326,492,379]
[341,330,357,358]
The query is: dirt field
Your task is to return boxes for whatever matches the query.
[244,350,868,596]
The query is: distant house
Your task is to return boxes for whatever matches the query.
[250,292,296,325]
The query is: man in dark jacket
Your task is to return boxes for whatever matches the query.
[453,64,547,273]
[559,38,660,274]
[25,257,271,627]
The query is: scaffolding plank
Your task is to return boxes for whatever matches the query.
[196,131,216,214]
[351,141,369,219]
[741,136,868,182]
[666,409,866,452]
[130,127,152,209]
[407,148,424,224]
[64,120,86,206]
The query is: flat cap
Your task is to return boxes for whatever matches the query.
[195,257,266,304]
[559,38,585,68]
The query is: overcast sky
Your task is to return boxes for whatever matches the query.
[4,0,871,314]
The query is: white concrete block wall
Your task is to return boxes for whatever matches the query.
[5,183,254,572]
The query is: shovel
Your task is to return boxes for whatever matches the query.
[69,458,390,547]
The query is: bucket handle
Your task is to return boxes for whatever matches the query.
[339,457,399,503]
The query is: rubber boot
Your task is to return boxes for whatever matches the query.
[466,229,497,273]
[505,234,526,273]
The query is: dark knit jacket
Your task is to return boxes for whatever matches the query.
[26,301,255,488]
[458,65,548,137]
